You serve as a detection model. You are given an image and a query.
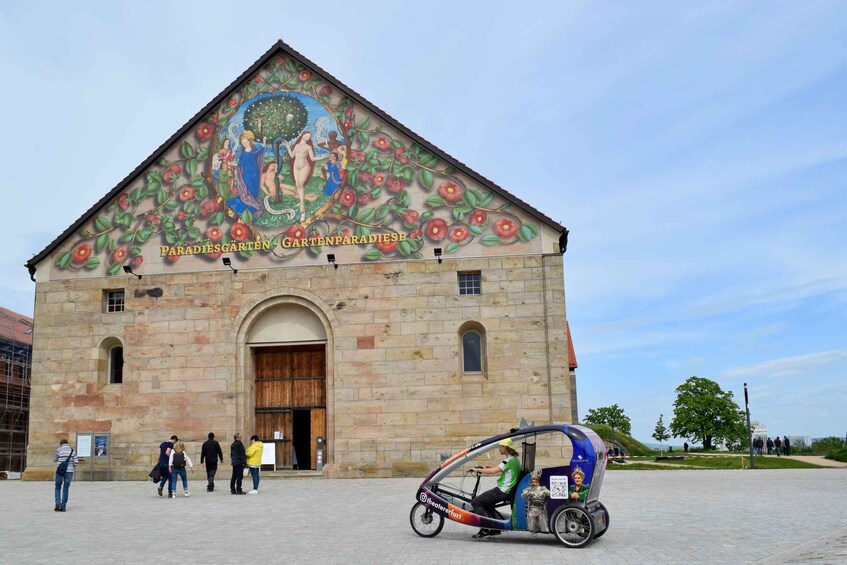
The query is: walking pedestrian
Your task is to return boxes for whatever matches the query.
[168,440,194,497]
[783,436,791,456]
[157,435,177,497]
[230,433,247,495]
[200,432,224,492]
[766,437,774,455]
[53,439,79,512]
[774,436,782,457]
[683,442,689,453]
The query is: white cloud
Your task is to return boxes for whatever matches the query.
[719,350,847,380]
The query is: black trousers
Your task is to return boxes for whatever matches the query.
[206,466,217,488]
[472,487,510,519]
[230,464,244,492]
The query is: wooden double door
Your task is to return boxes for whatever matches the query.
[254,344,326,470]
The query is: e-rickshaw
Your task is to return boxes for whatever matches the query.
[410,424,609,548]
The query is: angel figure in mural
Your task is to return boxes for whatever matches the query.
[283,131,316,222]
[227,130,266,217]
[213,138,236,192]
[321,151,345,196]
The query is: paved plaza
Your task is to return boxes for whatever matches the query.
[1,468,845,564]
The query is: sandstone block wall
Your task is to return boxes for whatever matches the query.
[25,253,571,480]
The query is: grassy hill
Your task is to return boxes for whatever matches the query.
[582,424,654,456]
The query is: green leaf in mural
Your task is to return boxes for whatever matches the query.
[188,226,202,240]
[95,233,109,253]
[420,211,434,222]
[420,169,434,189]
[79,229,91,237]
[518,225,535,242]
[84,257,101,270]
[398,239,412,256]
[375,204,390,220]
[452,208,466,221]
[526,223,538,237]
[145,180,161,196]
[191,178,206,188]
[241,210,253,225]
[466,189,482,207]
[481,234,501,246]
[356,117,370,129]
[197,185,208,199]
[425,195,444,208]
[357,225,371,237]
[165,200,180,210]
[147,170,163,183]
[186,158,198,178]
[396,190,410,207]
[446,242,460,254]
[419,152,438,167]
[197,146,209,161]
[469,225,484,236]
[211,212,225,226]
[131,188,142,201]
[94,216,111,232]
[108,238,116,253]
[363,248,381,261]
[138,228,153,243]
[181,141,195,160]
[56,251,72,269]
[480,191,494,207]
[107,262,122,276]
[400,167,414,184]
[131,247,142,257]
[391,139,405,150]
[358,131,370,146]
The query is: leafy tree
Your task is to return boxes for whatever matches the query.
[583,404,631,436]
[811,436,845,455]
[670,376,746,450]
[653,413,671,449]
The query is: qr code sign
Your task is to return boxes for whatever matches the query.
[550,476,568,499]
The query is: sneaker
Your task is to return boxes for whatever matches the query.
[158,487,163,497]
[247,490,258,494]
[487,529,501,536]
[184,491,190,497]
[235,491,247,495]
[168,492,174,498]
[54,505,61,512]
[231,491,237,495]
[472,529,490,539]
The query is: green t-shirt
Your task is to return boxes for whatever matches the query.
[497,455,520,493]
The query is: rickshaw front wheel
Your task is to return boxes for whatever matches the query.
[410,502,445,538]
[551,504,595,548]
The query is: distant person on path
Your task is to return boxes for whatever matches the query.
[230,433,247,495]
[200,432,224,492]
[168,440,194,497]
[783,436,791,456]
[157,435,177,497]
[245,435,264,494]
[684,442,689,453]
[774,436,782,457]
[53,439,79,512]
[766,437,774,455]
[755,437,763,455]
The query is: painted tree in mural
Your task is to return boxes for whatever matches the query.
[54,53,540,275]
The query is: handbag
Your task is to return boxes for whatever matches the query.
[56,449,74,476]
[149,464,162,483]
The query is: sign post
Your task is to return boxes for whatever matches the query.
[316,436,324,471]
[744,383,754,469]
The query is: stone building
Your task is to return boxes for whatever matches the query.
[24,41,575,479]
[1,307,32,474]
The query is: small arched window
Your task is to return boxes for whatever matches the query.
[458,322,487,376]
[109,346,124,384]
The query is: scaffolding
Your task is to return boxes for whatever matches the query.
[0,308,32,473]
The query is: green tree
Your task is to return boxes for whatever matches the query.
[670,376,746,450]
[810,436,845,455]
[653,413,671,449]
[583,404,632,436]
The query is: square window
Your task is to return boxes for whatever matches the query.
[105,290,125,313]
[458,272,481,295]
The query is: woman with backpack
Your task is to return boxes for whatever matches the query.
[168,440,194,498]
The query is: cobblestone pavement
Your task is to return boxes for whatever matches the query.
[1,468,845,564]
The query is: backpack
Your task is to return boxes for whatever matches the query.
[172,452,186,468]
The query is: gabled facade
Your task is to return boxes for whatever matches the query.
[24,41,573,479]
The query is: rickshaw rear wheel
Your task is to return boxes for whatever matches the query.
[410,502,445,538]
[551,504,594,548]
[592,502,610,539]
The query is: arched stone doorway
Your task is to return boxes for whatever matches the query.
[246,301,329,471]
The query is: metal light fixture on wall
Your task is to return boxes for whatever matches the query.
[434,248,442,264]
[221,257,237,274]
[122,265,142,279]
[327,254,338,269]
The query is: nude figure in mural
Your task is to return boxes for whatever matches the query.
[283,131,316,222]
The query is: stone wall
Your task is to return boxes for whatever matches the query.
[25,253,571,480]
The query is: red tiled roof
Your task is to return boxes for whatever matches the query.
[567,321,577,369]
[0,307,33,346]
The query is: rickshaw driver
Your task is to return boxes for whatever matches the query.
[469,438,521,538]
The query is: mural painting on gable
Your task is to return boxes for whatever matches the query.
[54,54,540,276]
